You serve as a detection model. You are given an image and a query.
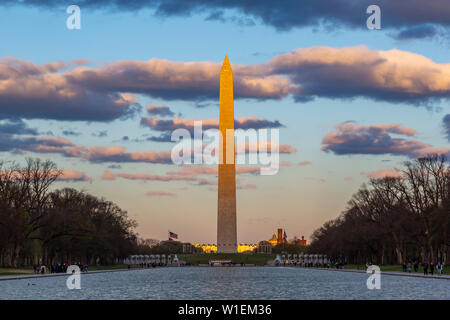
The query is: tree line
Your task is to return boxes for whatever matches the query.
[309,155,450,265]
[0,158,138,267]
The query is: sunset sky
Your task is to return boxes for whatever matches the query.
[1,1,449,244]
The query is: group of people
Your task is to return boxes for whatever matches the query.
[33,262,88,274]
[401,261,444,275]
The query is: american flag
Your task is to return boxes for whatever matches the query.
[169,231,178,239]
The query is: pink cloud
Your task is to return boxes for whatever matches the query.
[57,169,90,182]
[101,170,197,182]
[145,191,176,197]
[361,169,403,179]
[237,183,257,190]
[63,145,173,164]
[269,45,450,103]
[166,166,260,177]
[237,141,297,154]
[304,177,327,183]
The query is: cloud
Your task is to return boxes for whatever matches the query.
[141,115,283,132]
[92,131,108,137]
[66,58,288,102]
[145,191,176,197]
[280,160,312,167]
[443,114,450,142]
[63,146,173,164]
[0,119,38,135]
[3,46,450,122]
[304,177,326,183]
[235,117,284,130]
[101,170,197,182]
[146,132,173,143]
[0,132,174,164]
[236,183,257,190]
[102,166,258,190]
[166,165,261,177]
[0,57,140,121]
[7,1,450,34]
[3,168,90,182]
[0,134,73,153]
[57,169,90,182]
[268,46,450,104]
[107,164,122,169]
[62,130,81,136]
[361,169,402,179]
[413,147,450,158]
[146,104,175,117]
[237,141,297,154]
[393,24,442,40]
[140,115,284,143]
[195,178,217,186]
[101,166,261,187]
[0,130,296,165]
[322,122,450,158]
[279,144,297,154]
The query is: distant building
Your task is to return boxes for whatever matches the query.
[257,241,272,253]
[195,243,217,253]
[141,238,160,247]
[290,236,307,246]
[277,228,284,244]
[193,243,257,253]
[268,234,278,246]
[182,243,197,254]
[237,243,258,253]
[265,229,307,247]
[298,236,307,246]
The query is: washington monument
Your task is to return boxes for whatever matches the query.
[217,55,237,253]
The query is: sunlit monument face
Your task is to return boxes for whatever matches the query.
[217,55,237,253]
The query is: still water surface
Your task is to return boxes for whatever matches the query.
[1,267,449,300]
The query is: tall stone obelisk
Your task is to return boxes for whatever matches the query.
[217,55,237,253]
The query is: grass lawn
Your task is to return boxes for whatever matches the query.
[178,253,276,265]
[0,265,128,276]
[0,268,34,276]
[345,264,449,275]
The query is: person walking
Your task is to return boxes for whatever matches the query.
[402,262,407,272]
[413,261,419,273]
[436,262,443,275]
[430,261,435,275]
[423,262,428,275]
[407,262,412,273]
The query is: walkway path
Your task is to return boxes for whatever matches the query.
[0,268,135,281]
[313,266,450,280]
[2,265,449,282]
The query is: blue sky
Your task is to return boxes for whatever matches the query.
[0,3,449,243]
